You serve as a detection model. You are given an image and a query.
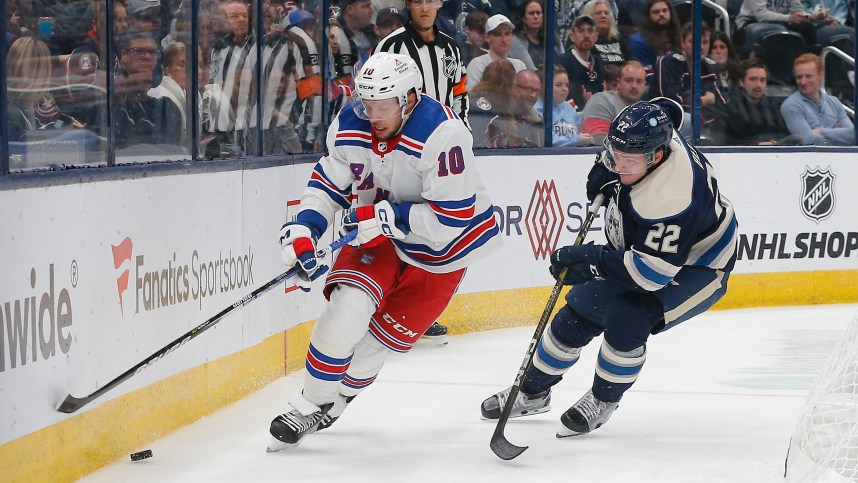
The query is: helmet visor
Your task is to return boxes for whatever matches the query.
[601,137,650,175]
[351,95,403,122]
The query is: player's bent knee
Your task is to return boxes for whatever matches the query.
[312,285,377,354]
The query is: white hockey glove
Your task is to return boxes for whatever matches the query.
[341,200,409,247]
[279,222,328,292]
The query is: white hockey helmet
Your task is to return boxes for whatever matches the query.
[352,52,423,121]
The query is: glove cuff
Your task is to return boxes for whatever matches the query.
[295,210,327,240]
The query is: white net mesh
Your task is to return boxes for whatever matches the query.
[786,309,858,483]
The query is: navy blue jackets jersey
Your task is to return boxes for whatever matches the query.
[296,96,501,273]
[601,133,737,292]
[649,52,728,107]
[557,50,605,110]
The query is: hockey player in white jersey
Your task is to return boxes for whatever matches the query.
[482,98,738,437]
[268,52,501,451]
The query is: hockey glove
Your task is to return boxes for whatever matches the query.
[279,222,328,292]
[587,157,619,202]
[342,200,410,247]
[549,243,605,285]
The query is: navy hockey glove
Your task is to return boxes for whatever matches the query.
[279,222,328,291]
[586,158,619,202]
[549,243,605,285]
[342,200,410,247]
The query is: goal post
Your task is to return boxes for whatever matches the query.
[785,309,858,482]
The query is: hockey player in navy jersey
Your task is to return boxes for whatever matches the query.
[268,52,501,451]
[482,97,737,437]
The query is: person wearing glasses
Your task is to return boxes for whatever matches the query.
[113,28,183,154]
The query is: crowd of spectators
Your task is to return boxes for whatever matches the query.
[3,0,857,170]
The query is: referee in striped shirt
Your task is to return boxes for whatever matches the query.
[374,0,470,130]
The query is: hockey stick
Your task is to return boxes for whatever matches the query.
[490,193,605,460]
[56,230,357,414]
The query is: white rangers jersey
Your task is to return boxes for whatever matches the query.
[295,95,501,273]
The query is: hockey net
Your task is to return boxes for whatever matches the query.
[785,309,858,483]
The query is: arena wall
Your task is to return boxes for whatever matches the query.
[1,150,855,481]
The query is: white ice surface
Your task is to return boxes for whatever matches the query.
[80,304,858,483]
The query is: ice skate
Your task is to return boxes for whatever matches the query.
[417,321,448,347]
[317,394,355,431]
[266,395,333,452]
[556,389,618,438]
[481,386,551,420]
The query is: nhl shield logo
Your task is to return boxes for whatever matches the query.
[800,166,836,222]
[443,55,456,79]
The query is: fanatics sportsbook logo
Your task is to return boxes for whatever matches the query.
[800,166,836,223]
[525,180,565,259]
[111,237,134,316]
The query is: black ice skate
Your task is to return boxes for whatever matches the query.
[556,389,619,438]
[417,321,448,347]
[267,394,333,452]
[481,386,551,420]
[317,394,356,431]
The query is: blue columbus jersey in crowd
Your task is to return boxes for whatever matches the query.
[600,133,737,291]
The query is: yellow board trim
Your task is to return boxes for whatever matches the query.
[1,270,855,482]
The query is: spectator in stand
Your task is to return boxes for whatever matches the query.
[511,0,563,72]
[285,10,323,152]
[6,0,36,40]
[203,0,257,157]
[373,7,405,41]
[557,0,619,46]
[735,0,830,44]
[467,14,528,91]
[7,38,59,137]
[336,0,376,64]
[799,0,850,25]
[556,15,604,110]
[603,64,620,90]
[648,21,727,132]
[581,60,646,143]
[626,0,681,73]
[780,53,854,145]
[582,0,625,68]
[259,14,301,155]
[328,19,354,118]
[114,29,182,152]
[513,69,545,144]
[535,65,595,146]
[708,30,740,91]
[127,0,169,40]
[470,60,541,147]
[461,11,489,66]
[148,41,189,145]
[710,58,792,145]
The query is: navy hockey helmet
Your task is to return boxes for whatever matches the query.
[602,100,675,175]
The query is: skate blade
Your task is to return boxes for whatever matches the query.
[555,426,587,438]
[266,437,301,453]
[480,405,551,421]
[415,335,448,348]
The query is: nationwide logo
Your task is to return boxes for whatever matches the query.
[112,237,134,316]
[525,180,565,259]
[800,166,835,223]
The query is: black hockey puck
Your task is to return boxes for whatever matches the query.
[130,449,153,461]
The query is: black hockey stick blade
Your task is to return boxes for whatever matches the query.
[56,230,358,414]
[490,427,528,460]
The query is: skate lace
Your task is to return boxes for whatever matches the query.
[278,410,323,433]
[575,394,603,421]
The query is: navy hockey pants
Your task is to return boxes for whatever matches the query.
[522,266,730,402]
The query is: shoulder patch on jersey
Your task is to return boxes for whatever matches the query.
[401,96,459,143]
[671,52,686,61]
[628,135,694,221]
[475,96,493,111]
[704,56,716,65]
